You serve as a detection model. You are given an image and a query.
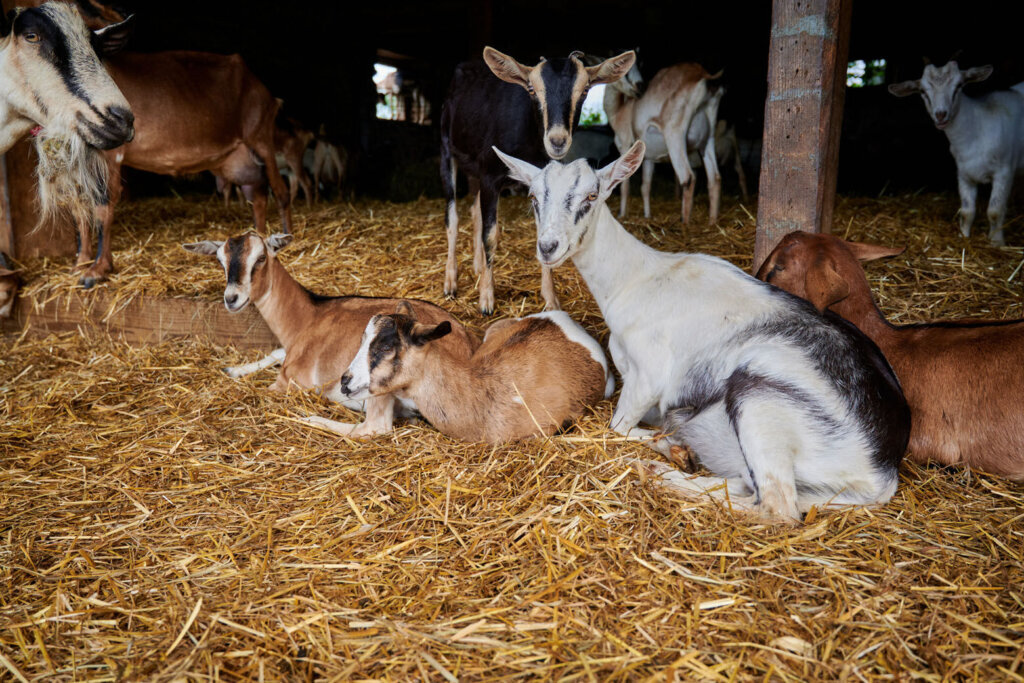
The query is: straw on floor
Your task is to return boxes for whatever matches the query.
[2,191,1023,681]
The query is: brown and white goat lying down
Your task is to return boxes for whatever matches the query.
[308,305,614,443]
[183,231,478,436]
[758,231,1024,480]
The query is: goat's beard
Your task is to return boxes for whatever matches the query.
[32,130,108,231]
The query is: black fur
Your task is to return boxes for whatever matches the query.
[439,55,588,276]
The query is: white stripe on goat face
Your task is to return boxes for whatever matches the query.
[529,159,602,268]
[342,318,378,400]
[219,233,266,312]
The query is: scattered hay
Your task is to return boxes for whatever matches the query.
[2,191,1023,680]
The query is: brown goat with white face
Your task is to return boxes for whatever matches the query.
[183,232,478,436]
[314,306,613,444]
[758,231,1024,480]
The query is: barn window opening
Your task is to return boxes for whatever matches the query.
[847,59,886,87]
[373,62,431,124]
[580,84,608,127]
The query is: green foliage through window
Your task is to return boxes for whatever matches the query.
[847,59,886,88]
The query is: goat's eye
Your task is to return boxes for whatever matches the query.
[255,254,266,265]
[586,192,598,202]
[24,32,41,43]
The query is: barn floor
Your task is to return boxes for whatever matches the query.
[2,192,1023,681]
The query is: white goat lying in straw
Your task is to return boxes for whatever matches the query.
[494,140,911,521]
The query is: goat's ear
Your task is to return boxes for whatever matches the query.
[492,146,541,186]
[410,321,452,347]
[91,14,135,57]
[181,240,224,256]
[888,79,922,97]
[843,240,905,263]
[598,140,645,193]
[1,9,13,38]
[963,65,993,83]
[266,233,293,255]
[804,257,850,312]
[586,50,636,85]
[395,300,414,317]
[483,47,533,88]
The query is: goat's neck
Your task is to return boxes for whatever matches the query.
[571,204,660,319]
[943,95,982,151]
[833,284,895,344]
[253,258,317,350]
[401,346,485,439]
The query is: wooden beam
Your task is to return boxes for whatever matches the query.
[0,292,279,351]
[754,0,852,271]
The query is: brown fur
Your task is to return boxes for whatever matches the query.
[275,119,314,206]
[367,313,607,443]
[77,51,292,286]
[757,231,1024,479]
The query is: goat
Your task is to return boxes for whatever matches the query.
[494,141,911,521]
[440,46,635,314]
[688,119,749,202]
[1,3,134,227]
[75,50,292,288]
[214,112,315,209]
[757,230,1024,480]
[601,59,723,223]
[309,306,613,443]
[183,231,478,436]
[311,135,347,201]
[0,252,18,319]
[889,61,1024,246]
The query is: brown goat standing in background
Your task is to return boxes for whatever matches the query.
[757,231,1024,480]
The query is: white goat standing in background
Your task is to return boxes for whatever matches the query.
[889,61,1024,246]
[493,141,911,522]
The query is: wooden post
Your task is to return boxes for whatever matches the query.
[754,0,852,271]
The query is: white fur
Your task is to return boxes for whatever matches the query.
[225,347,286,378]
[495,142,903,520]
[342,320,376,400]
[891,62,1024,246]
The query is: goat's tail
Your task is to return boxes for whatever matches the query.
[439,134,457,204]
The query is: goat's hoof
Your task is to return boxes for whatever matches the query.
[79,275,100,290]
[443,287,457,299]
[543,299,562,312]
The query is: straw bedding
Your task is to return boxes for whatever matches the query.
[2,191,1023,681]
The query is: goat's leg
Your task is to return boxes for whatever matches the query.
[732,134,749,202]
[252,136,293,234]
[540,265,560,311]
[619,171,630,218]
[74,211,95,271]
[224,347,286,378]
[663,106,700,226]
[702,131,722,224]
[610,373,669,455]
[478,182,500,315]
[957,173,977,238]
[987,170,1012,246]
[298,168,314,208]
[469,180,483,275]
[441,144,460,298]
[633,459,757,509]
[79,156,121,289]
[244,183,269,233]
[730,397,803,522]
[301,394,396,438]
[641,160,655,219]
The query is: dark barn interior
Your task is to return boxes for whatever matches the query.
[63,0,1024,200]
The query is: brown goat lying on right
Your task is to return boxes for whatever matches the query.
[757,231,1024,480]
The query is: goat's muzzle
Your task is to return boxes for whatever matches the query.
[79,106,135,150]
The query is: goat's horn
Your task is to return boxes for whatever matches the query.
[569,50,584,60]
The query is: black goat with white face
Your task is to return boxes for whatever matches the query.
[439,47,635,315]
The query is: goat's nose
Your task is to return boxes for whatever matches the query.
[935,109,948,123]
[538,239,559,259]
[340,372,352,393]
[107,106,134,129]
[224,293,238,307]
[549,133,568,149]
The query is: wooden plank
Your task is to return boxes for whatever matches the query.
[754,0,852,271]
[0,291,279,351]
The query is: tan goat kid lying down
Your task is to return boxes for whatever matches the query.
[758,231,1024,480]
[183,232,478,436]
[306,305,614,443]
